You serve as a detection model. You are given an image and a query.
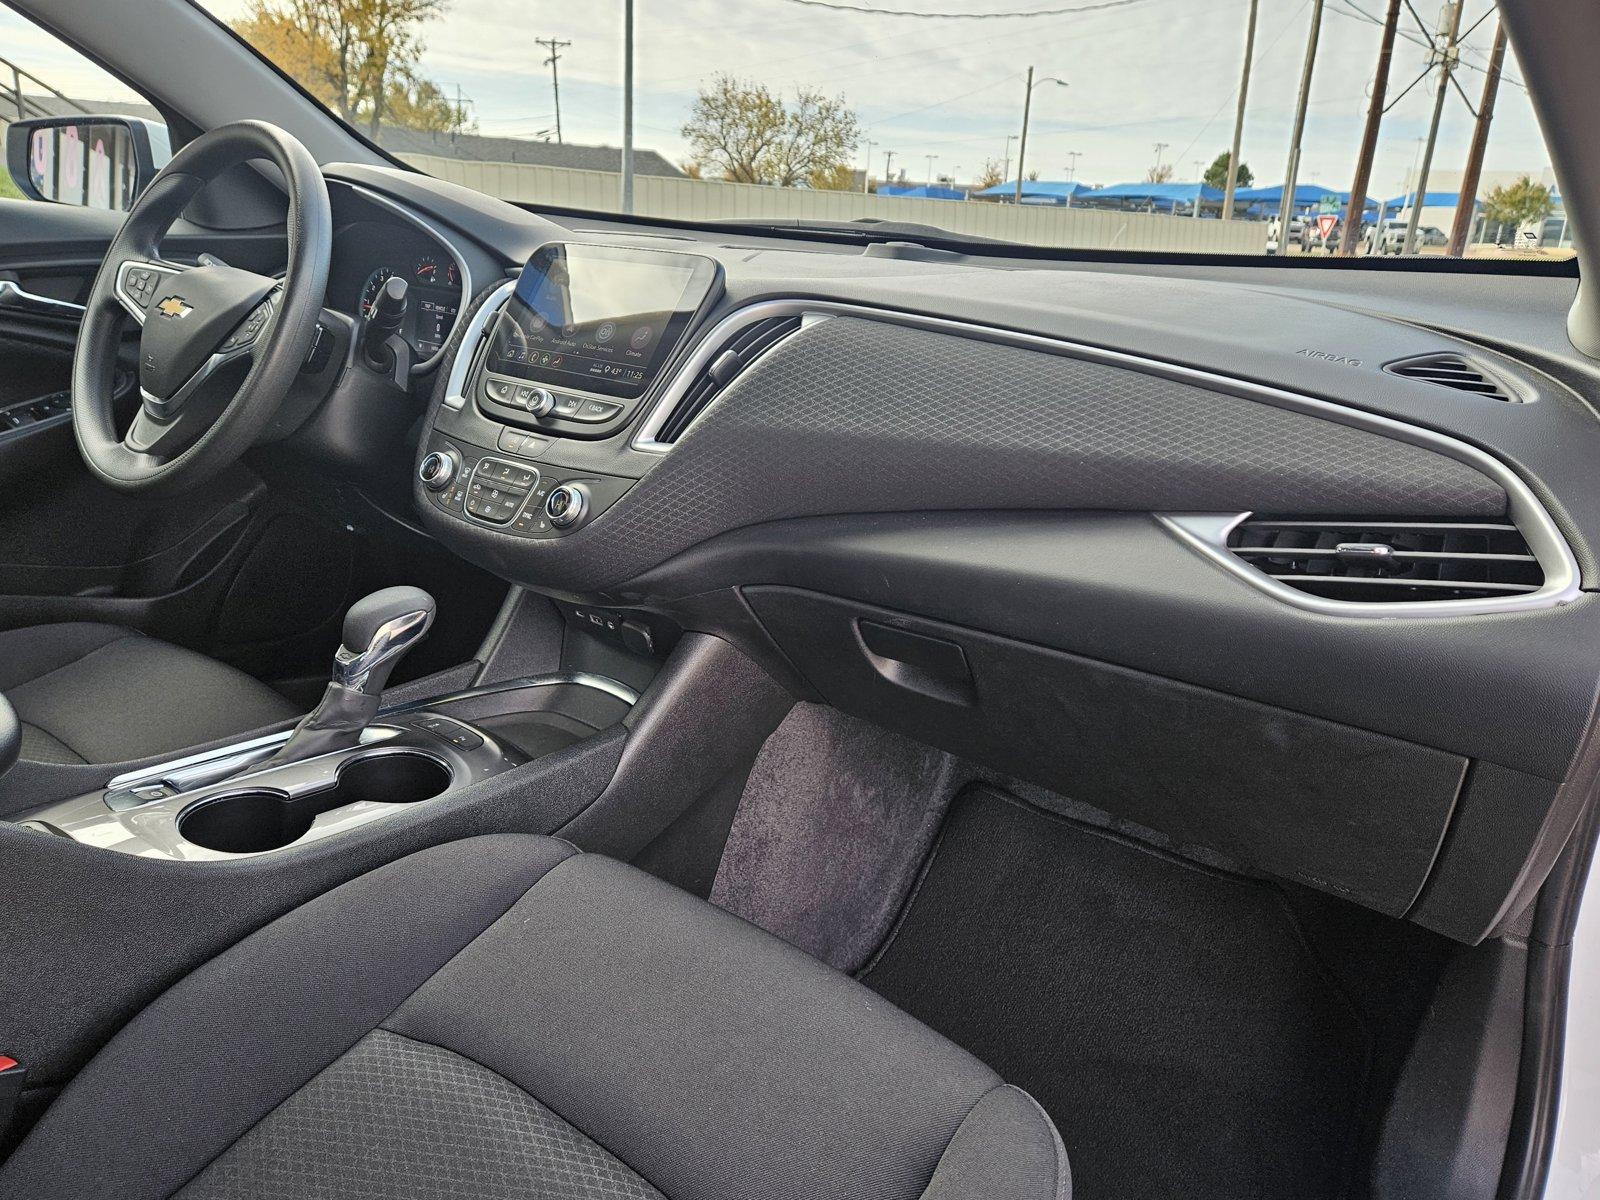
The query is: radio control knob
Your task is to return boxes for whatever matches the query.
[522,387,555,417]
[418,448,458,491]
[545,482,590,528]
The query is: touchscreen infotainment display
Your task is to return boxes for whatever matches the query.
[485,243,720,400]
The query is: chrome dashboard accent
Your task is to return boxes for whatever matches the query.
[440,278,516,411]
[342,183,473,375]
[1157,512,1580,618]
[631,302,825,451]
[0,278,85,318]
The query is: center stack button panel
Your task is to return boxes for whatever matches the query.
[422,434,634,540]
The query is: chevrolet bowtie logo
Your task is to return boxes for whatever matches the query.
[156,296,193,319]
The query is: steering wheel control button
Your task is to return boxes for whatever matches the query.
[546,482,590,529]
[418,449,458,491]
[120,264,173,311]
[220,299,273,352]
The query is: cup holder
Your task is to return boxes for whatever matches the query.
[178,750,452,854]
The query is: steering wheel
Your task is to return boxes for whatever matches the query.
[72,121,331,494]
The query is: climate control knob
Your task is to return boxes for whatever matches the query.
[418,448,459,491]
[545,481,590,529]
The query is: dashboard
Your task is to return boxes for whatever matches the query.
[284,161,1600,954]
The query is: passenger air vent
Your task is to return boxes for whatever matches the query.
[1225,518,1543,602]
[1385,354,1519,402]
[654,315,802,444]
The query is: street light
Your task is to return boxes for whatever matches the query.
[925,153,940,187]
[1003,134,1016,182]
[1152,141,1170,177]
[1064,150,1082,181]
[861,138,875,195]
[1015,68,1068,204]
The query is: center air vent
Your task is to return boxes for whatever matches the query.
[1226,518,1543,602]
[653,315,803,444]
[1385,354,1519,402]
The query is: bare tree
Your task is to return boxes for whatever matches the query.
[682,75,859,186]
[1145,162,1175,184]
[974,158,1004,190]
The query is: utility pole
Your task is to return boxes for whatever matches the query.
[1337,0,1400,255]
[925,153,939,186]
[620,2,634,214]
[1222,0,1259,220]
[1015,67,1034,204]
[1065,150,1081,181]
[1151,142,1169,180]
[1015,71,1067,203]
[1402,0,1462,254]
[882,149,897,186]
[861,139,875,194]
[1448,17,1506,256]
[1278,0,1325,253]
[536,37,571,144]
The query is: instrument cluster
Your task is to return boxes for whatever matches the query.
[328,215,466,366]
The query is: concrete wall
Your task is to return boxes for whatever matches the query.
[399,153,1269,255]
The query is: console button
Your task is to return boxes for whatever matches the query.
[574,400,623,423]
[418,449,458,491]
[484,377,514,403]
[551,393,582,418]
[497,429,527,454]
[546,482,590,528]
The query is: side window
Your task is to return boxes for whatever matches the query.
[0,5,169,209]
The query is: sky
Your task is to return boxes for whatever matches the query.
[3,0,1554,198]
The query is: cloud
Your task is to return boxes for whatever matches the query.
[9,0,1553,194]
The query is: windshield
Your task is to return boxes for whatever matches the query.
[29,1,1581,260]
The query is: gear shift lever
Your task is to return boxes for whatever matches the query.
[263,586,435,767]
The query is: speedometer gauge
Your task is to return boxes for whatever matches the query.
[360,267,397,315]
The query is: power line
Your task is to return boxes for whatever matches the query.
[867,70,1020,127]
[776,0,1152,18]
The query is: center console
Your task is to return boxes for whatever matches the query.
[417,241,722,541]
[13,673,637,860]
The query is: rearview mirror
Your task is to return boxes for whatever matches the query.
[4,116,170,212]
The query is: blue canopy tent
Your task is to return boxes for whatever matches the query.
[878,184,967,200]
[1233,183,1361,218]
[1380,191,1473,218]
[974,180,1097,205]
[1071,181,1224,212]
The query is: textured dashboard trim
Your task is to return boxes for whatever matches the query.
[626,298,1575,616]
[417,293,1520,596]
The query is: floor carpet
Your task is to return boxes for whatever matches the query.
[861,785,1377,1200]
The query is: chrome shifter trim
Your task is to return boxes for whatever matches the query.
[333,607,436,691]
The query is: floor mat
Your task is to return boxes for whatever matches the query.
[861,786,1375,1200]
[711,703,961,972]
